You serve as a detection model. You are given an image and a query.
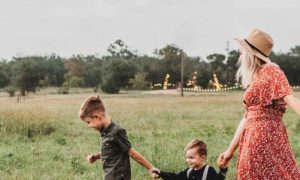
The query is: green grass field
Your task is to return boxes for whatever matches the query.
[1,91,300,179]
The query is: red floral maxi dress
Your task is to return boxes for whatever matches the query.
[237,63,300,179]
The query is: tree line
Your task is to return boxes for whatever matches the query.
[0,40,300,95]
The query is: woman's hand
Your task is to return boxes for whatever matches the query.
[217,149,234,168]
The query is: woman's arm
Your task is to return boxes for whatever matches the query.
[227,117,248,154]
[284,95,300,116]
[218,117,248,167]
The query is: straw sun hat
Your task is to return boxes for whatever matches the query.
[235,29,274,63]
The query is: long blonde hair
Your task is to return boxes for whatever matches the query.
[236,46,267,88]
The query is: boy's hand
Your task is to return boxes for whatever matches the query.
[149,167,160,178]
[86,154,100,164]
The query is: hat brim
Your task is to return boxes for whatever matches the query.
[234,38,271,63]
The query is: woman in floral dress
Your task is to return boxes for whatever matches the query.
[218,29,300,179]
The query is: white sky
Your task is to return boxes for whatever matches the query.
[0,0,299,59]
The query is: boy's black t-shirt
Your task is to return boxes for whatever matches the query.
[100,122,132,180]
[158,165,227,180]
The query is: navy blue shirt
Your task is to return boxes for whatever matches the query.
[158,166,227,180]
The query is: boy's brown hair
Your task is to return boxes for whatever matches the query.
[79,96,106,120]
[184,139,207,156]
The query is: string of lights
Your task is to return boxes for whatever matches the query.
[183,85,300,92]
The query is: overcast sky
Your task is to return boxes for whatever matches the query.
[0,0,299,59]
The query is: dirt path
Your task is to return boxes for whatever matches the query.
[143,89,180,95]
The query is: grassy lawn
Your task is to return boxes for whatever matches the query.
[0,91,300,179]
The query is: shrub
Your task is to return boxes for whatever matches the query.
[5,86,17,97]
[101,78,120,94]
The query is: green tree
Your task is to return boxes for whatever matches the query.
[0,60,10,88]
[194,60,212,88]
[129,73,149,90]
[272,50,300,86]
[107,39,137,60]
[226,50,240,85]
[64,56,85,88]
[101,58,137,93]
[157,44,183,84]
[207,53,227,84]
[289,46,300,56]
[11,57,46,95]
[83,55,103,88]
[136,55,165,85]
[44,54,65,86]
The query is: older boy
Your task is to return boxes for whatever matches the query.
[79,96,158,180]
[154,139,227,180]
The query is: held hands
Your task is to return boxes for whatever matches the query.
[217,149,234,168]
[149,167,160,179]
[86,153,100,164]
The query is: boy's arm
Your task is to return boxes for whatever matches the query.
[115,128,158,177]
[128,148,156,171]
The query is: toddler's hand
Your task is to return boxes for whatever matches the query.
[86,154,99,164]
[149,167,160,179]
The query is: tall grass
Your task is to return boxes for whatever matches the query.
[0,110,56,138]
[0,92,299,179]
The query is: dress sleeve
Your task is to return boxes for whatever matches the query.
[260,65,293,107]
